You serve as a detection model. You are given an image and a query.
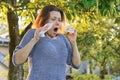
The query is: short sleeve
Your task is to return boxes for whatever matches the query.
[12,29,35,66]
[62,35,80,69]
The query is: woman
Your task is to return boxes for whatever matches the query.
[12,5,80,80]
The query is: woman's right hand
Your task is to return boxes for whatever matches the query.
[33,23,51,41]
[33,28,41,41]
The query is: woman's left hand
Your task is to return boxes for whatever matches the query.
[67,29,77,44]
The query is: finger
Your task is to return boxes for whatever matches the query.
[67,32,70,34]
[41,23,51,31]
[43,23,52,28]
[74,30,77,33]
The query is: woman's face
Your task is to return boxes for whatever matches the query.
[46,11,62,38]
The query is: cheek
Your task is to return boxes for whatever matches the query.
[59,23,62,26]
[47,29,53,34]
[58,23,62,28]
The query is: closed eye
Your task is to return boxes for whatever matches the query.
[51,17,61,22]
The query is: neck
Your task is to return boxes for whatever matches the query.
[45,33,57,39]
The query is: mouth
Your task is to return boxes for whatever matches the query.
[54,27,58,32]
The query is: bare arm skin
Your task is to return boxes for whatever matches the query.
[71,42,80,67]
[67,30,80,67]
[13,28,40,65]
[13,24,50,65]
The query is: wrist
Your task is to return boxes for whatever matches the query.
[71,41,77,46]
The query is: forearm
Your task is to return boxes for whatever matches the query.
[14,38,38,64]
[71,42,80,67]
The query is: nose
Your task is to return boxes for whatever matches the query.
[55,20,60,26]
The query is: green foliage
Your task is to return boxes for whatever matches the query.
[0,2,14,22]
[75,9,120,76]
[1,0,120,24]
[72,74,113,80]
[73,74,100,80]
[78,0,96,10]
[98,0,118,17]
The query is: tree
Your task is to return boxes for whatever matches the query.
[1,0,24,80]
[0,0,30,79]
[76,11,120,79]
[7,8,23,80]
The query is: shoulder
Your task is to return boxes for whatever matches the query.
[27,29,35,34]
[58,34,66,39]
[22,29,36,39]
[58,34,69,43]
[25,29,35,36]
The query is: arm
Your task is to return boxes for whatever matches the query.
[13,29,40,65]
[13,23,51,65]
[13,38,38,65]
[67,30,80,68]
[70,41,80,67]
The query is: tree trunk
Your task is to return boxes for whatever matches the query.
[100,69,106,79]
[7,3,23,80]
[89,60,93,74]
[7,8,23,80]
[99,59,107,80]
